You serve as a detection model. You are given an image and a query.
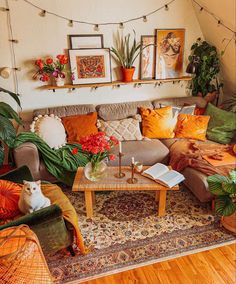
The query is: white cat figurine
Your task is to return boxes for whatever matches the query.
[18,180,51,214]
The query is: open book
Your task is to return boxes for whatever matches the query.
[142,163,185,188]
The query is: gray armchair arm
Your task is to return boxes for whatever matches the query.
[13,142,41,179]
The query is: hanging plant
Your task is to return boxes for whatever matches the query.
[187,38,223,97]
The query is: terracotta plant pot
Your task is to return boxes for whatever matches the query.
[121,67,135,82]
[221,212,236,233]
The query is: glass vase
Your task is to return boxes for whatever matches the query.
[84,160,107,182]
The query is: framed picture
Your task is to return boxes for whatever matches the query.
[140,35,156,79]
[69,48,112,85]
[155,29,185,79]
[69,34,104,49]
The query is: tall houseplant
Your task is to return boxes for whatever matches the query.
[187,38,223,101]
[0,87,22,166]
[207,170,236,233]
[111,31,144,82]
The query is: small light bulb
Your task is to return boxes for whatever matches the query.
[143,16,147,22]
[39,10,46,17]
[200,7,203,12]
[119,23,124,29]
[68,20,73,27]
[217,20,221,26]
[165,4,169,11]
[94,24,99,31]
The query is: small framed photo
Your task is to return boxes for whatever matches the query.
[69,48,112,85]
[69,34,104,49]
[140,35,156,80]
[155,29,185,79]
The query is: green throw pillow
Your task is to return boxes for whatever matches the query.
[205,103,236,144]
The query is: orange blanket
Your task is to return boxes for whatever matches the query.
[169,140,236,176]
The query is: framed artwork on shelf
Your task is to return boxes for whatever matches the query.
[155,29,185,79]
[69,34,104,49]
[69,48,112,85]
[140,35,156,79]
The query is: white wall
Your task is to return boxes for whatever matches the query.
[192,0,236,99]
[0,0,203,113]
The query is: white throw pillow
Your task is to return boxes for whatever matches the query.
[97,115,143,141]
[30,114,67,149]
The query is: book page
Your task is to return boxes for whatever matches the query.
[158,170,185,187]
[143,163,169,179]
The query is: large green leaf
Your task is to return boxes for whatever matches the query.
[215,195,236,216]
[229,170,236,183]
[207,174,229,195]
[0,102,22,124]
[0,87,21,107]
[222,182,236,194]
[0,116,16,147]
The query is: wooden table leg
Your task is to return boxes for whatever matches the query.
[85,191,93,218]
[158,190,167,217]
[92,191,96,205]
[155,191,160,202]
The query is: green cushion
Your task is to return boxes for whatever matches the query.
[205,103,236,144]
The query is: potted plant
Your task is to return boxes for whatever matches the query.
[111,31,145,82]
[187,38,223,103]
[207,170,236,233]
[33,54,73,86]
[0,87,22,168]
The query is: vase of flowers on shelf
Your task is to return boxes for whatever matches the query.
[33,54,73,86]
[75,132,118,182]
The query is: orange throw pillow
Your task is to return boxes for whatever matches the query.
[175,114,210,141]
[140,106,176,139]
[62,112,98,143]
[0,180,22,220]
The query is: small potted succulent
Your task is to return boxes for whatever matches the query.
[207,169,236,233]
[111,31,145,82]
[33,54,73,86]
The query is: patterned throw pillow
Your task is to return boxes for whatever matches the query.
[97,115,143,141]
[30,114,67,149]
[0,180,22,220]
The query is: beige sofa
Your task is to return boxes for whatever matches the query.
[14,96,212,202]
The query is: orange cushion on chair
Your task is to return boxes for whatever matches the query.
[62,112,98,143]
[140,106,176,139]
[175,114,210,141]
[0,180,22,220]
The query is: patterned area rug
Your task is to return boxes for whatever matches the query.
[47,187,235,283]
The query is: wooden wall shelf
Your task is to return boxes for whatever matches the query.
[41,76,192,92]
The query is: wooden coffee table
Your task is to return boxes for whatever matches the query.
[72,166,179,218]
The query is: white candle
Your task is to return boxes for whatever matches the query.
[131,157,135,164]
[119,141,122,153]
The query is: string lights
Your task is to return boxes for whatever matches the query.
[22,0,175,29]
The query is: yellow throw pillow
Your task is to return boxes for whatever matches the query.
[140,106,176,139]
[175,114,210,141]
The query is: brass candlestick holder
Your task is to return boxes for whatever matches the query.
[114,152,125,178]
[127,163,138,184]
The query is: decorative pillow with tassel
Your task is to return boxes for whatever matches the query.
[30,114,67,149]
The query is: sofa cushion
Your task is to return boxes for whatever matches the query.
[152,96,207,109]
[205,103,236,144]
[96,100,153,121]
[30,114,67,149]
[175,114,210,141]
[33,104,96,118]
[182,167,213,202]
[97,115,143,141]
[140,106,176,139]
[109,139,169,166]
[61,112,98,143]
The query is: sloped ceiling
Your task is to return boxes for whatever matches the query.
[192,0,236,100]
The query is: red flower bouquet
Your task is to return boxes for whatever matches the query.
[33,54,73,82]
[72,132,118,181]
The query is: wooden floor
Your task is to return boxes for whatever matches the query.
[82,244,236,284]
